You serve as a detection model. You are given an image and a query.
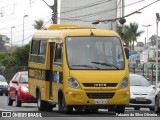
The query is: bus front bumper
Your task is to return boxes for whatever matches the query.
[64,88,130,105]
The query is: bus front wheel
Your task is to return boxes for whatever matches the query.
[115,105,125,114]
[58,94,73,113]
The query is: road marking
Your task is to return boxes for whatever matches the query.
[0,108,13,111]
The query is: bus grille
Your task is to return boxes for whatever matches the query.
[86,93,115,99]
[83,83,117,87]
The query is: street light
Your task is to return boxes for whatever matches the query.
[142,24,152,62]
[22,14,28,46]
[11,26,15,50]
[142,24,152,43]
[156,13,160,90]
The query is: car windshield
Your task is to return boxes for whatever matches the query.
[20,74,28,83]
[130,75,150,87]
[66,37,124,70]
[0,75,6,82]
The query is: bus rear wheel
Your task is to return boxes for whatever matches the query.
[37,91,47,111]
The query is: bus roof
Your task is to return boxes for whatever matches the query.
[32,24,119,40]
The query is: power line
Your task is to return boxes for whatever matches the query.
[93,0,160,23]
[67,0,146,19]
[0,14,51,30]
[12,17,52,44]
[61,0,112,14]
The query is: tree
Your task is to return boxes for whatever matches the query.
[0,44,30,68]
[32,20,44,30]
[12,44,30,66]
[0,34,10,51]
[122,22,144,51]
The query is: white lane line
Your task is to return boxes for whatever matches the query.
[0,108,13,111]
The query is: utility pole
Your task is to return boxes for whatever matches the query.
[42,0,57,24]
[119,0,126,43]
[53,0,57,24]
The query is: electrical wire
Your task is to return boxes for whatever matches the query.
[66,0,146,19]
[12,18,52,44]
[95,0,160,23]
[0,14,52,30]
[60,0,112,14]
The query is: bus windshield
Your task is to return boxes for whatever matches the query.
[66,37,125,70]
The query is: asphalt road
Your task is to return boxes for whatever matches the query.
[0,95,160,120]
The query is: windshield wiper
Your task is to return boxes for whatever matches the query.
[71,64,101,69]
[91,61,119,70]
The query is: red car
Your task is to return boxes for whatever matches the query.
[7,71,36,107]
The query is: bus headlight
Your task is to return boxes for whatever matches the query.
[120,77,128,89]
[68,77,81,89]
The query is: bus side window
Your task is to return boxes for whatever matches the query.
[30,40,39,63]
[37,40,47,64]
[54,43,62,66]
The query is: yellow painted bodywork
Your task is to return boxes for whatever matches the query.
[28,24,130,106]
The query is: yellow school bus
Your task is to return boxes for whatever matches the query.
[28,24,130,113]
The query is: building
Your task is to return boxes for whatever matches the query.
[59,0,118,30]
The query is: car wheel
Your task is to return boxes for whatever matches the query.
[7,94,13,106]
[149,107,154,111]
[15,94,21,107]
[5,93,8,96]
[115,105,125,114]
[134,106,140,110]
[0,93,3,96]
[58,94,73,113]
[37,91,47,111]
[155,97,160,113]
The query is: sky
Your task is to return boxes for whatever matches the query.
[0,0,160,46]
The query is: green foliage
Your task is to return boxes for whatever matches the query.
[32,20,44,30]
[0,44,30,68]
[12,44,30,66]
[123,22,144,51]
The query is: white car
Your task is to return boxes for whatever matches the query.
[0,75,8,96]
[129,74,156,111]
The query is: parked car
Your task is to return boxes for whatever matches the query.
[0,75,8,96]
[7,71,36,107]
[129,74,156,111]
[155,83,160,113]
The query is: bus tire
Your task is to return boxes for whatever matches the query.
[84,108,98,113]
[115,105,125,114]
[108,106,115,112]
[37,91,47,111]
[74,106,83,112]
[58,93,73,113]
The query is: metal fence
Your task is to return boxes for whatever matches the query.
[0,66,28,83]
[129,62,160,84]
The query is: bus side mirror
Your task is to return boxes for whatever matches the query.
[124,47,129,59]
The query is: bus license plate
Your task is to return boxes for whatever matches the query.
[94,99,107,104]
